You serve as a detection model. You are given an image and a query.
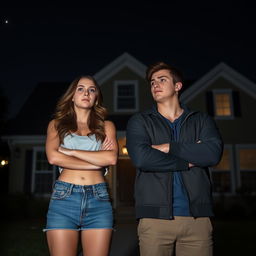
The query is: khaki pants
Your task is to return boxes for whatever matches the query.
[138,216,213,256]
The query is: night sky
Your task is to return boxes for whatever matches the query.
[1,3,256,119]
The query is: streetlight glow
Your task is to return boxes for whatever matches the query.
[1,160,9,166]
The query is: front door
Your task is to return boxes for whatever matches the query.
[116,157,136,207]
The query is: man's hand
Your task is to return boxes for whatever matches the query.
[151,143,195,168]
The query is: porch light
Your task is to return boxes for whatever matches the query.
[122,146,128,155]
[0,159,9,167]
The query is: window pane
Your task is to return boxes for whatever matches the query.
[117,98,135,109]
[116,82,137,110]
[212,172,231,193]
[212,149,230,170]
[34,172,54,194]
[36,151,52,171]
[36,151,43,160]
[239,149,256,170]
[215,93,231,116]
[36,160,52,171]
[240,171,256,193]
[118,85,135,96]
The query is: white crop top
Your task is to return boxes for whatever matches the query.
[59,133,102,173]
[62,133,102,151]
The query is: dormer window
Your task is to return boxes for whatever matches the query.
[114,80,138,112]
[213,89,234,119]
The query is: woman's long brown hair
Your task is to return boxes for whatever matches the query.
[53,75,107,144]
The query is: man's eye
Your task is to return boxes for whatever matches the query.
[160,78,166,82]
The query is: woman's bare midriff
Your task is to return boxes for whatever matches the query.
[58,169,105,185]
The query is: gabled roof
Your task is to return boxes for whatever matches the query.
[4,53,147,136]
[5,82,69,135]
[94,52,147,84]
[180,62,256,103]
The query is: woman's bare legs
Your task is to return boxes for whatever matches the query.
[81,229,112,256]
[47,230,79,256]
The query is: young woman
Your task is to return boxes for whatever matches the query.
[44,75,118,256]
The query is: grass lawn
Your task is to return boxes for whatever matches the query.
[0,218,255,255]
[0,218,48,256]
[213,219,256,255]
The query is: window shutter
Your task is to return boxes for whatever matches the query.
[206,91,214,116]
[232,91,241,117]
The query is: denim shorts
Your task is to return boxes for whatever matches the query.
[43,180,113,231]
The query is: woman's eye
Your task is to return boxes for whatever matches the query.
[77,87,84,92]
[89,88,96,93]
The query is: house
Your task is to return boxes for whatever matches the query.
[2,53,256,212]
[2,52,153,209]
[180,62,256,195]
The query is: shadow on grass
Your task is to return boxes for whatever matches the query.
[1,218,256,256]
[1,195,256,255]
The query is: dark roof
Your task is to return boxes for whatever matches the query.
[4,79,195,136]
[6,82,69,135]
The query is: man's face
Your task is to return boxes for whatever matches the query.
[150,69,181,103]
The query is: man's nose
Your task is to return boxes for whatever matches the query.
[153,80,160,87]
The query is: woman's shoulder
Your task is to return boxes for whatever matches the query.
[48,119,56,126]
[104,120,116,132]
[47,119,59,131]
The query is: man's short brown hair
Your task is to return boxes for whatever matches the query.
[146,62,184,85]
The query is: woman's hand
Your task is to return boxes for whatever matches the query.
[101,136,114,151]
[58,146,73,156]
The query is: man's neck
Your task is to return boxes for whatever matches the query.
[157,98,183,122]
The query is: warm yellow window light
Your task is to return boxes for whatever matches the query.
[239,149,256,170]
[215,93,231,116]
[122,146,128,155]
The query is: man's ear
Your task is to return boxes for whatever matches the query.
[175,82,183,92]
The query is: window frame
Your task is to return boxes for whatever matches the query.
[213,89,234,120]
[114,80,138,112]
[210,144,235,195]
[236,144,256,194]
[31,146,57,196]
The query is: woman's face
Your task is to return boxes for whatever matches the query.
[72,78,98,110]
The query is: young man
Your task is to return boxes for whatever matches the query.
[126,62,223,256]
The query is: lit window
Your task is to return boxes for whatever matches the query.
[239,148,256,194]
[212,89,234,119]
[211,148,232,193]
[114,80,138,112]
[215,93,231,116]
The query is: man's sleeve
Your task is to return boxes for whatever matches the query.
[126,114,189,172]
[170,114,223,167]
